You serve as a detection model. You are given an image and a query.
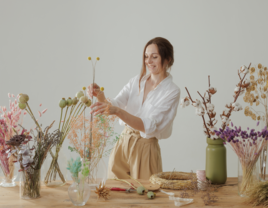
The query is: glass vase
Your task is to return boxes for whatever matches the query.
[43,146,67,187]
[0,154,18,187]
[68,176,91,206]
[258,116,268,181]
[20,168,41,199]
[87,157,107,189]
[206,137,227,184]
[238,158,259,197]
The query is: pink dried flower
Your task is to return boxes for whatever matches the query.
[42,109,47,114]
[24,111,27,115]
[8,93,11,98]
[38,111,42,117]
[14,99,17,104]
[12,94,15,98]
[39,104,42,107]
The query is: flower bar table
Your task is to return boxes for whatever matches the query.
[0,178,253,207]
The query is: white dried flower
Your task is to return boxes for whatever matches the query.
[240,65,249,74]
[193,99,202,108]
[223,109,229,115]
[196,107,205,116]
[180,97,190,108]
[206,103,214,112]
[232,102,243,111]
[208,87,217,95]
[221,117,230,125]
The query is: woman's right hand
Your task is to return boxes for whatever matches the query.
[87,83,100,98]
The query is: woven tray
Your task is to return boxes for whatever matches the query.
[149,171,196,190]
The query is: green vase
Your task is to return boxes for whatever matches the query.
[206,137,227,184]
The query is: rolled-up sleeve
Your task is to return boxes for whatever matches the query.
[140,88,180,139]
[110,77,135,109]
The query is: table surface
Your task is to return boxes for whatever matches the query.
[0,177,258,208]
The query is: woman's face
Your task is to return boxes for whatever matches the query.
[145,44,164,75]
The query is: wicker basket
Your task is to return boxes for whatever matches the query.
[149,171,196,190]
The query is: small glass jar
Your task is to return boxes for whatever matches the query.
[0,156,18,187]
[238,158,259,197]
[68,176,91,206]
[20,168,41,199]
[87,157,107,189]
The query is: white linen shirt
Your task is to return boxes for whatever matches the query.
[110,73,180,140]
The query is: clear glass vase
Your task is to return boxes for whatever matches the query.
[43,146,67,187]
[87,157,107,189]
[259,116,268,181]
[238,158,259,197]
[20,168,41,199]
[68,176,91,206]
[0,155,18,187]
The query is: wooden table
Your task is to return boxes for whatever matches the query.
[0,178,256,207]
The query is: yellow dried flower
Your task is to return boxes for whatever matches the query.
[100,87,104,91]
[243,96,248,102]
[88,57,91,60]
[258,63,263,69]
[264,67,268,71]
[245,106,250,111]
[250,94,255,99]
[251,86,256,91]
[256,95,259,99]
[258,78,263,84]
[264,86,267,91]
[250,67,255,74]
[96,57,100,61]
[250,75,255,80]
[250,102,253,106]
[252,114,257,120]
[257,116,261,120]
[82,87,86,90]
[256,100,260,106]
[258,70,263,77]
[261,94,266,99]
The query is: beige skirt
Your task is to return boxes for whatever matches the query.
[107,126,163,180]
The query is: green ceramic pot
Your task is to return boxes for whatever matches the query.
[206,137,227,184]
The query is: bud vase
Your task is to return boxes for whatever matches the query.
[206,137,227,184]
[68,176,91,206]
[43,146,67,187]
[0,155,18,187]
[238,158,258,197]
[20,168,41,199]
[258,116,268,181]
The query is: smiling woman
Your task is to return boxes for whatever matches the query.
[88,37,180,180]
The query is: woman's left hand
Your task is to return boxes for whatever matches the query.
[90,102,118,116]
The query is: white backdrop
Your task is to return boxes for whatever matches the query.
[1,0,268,177]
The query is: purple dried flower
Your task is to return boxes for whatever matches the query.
[257,121,260,126]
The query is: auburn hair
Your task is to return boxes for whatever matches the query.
[139,37,174,91]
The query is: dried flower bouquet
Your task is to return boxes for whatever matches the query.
[0,93,24,187]
[180,64,251,139]
[44,89,91,186]
[7,94,61,198]
[243,63,268,180]
[215,122,268,196]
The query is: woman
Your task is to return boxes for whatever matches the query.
[88,37,180,180]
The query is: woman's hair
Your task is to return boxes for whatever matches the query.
[139,37,174,91]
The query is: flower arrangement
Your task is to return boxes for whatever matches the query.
[243,63,268,180]
[214,122,268,196]
[8,93,62,199]
[67,157,91,206]
[44,88,91,186]
[180,64,251,139]
[0,93,24,187]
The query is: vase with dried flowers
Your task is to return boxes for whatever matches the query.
[8,93,62,199]
[68,112,117,189]
[242,63,268,181]
[215,121,268,196]
[0,93,25,187]
[43,89,91,187]
[180,64,251,184]
[67,157,91,206]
